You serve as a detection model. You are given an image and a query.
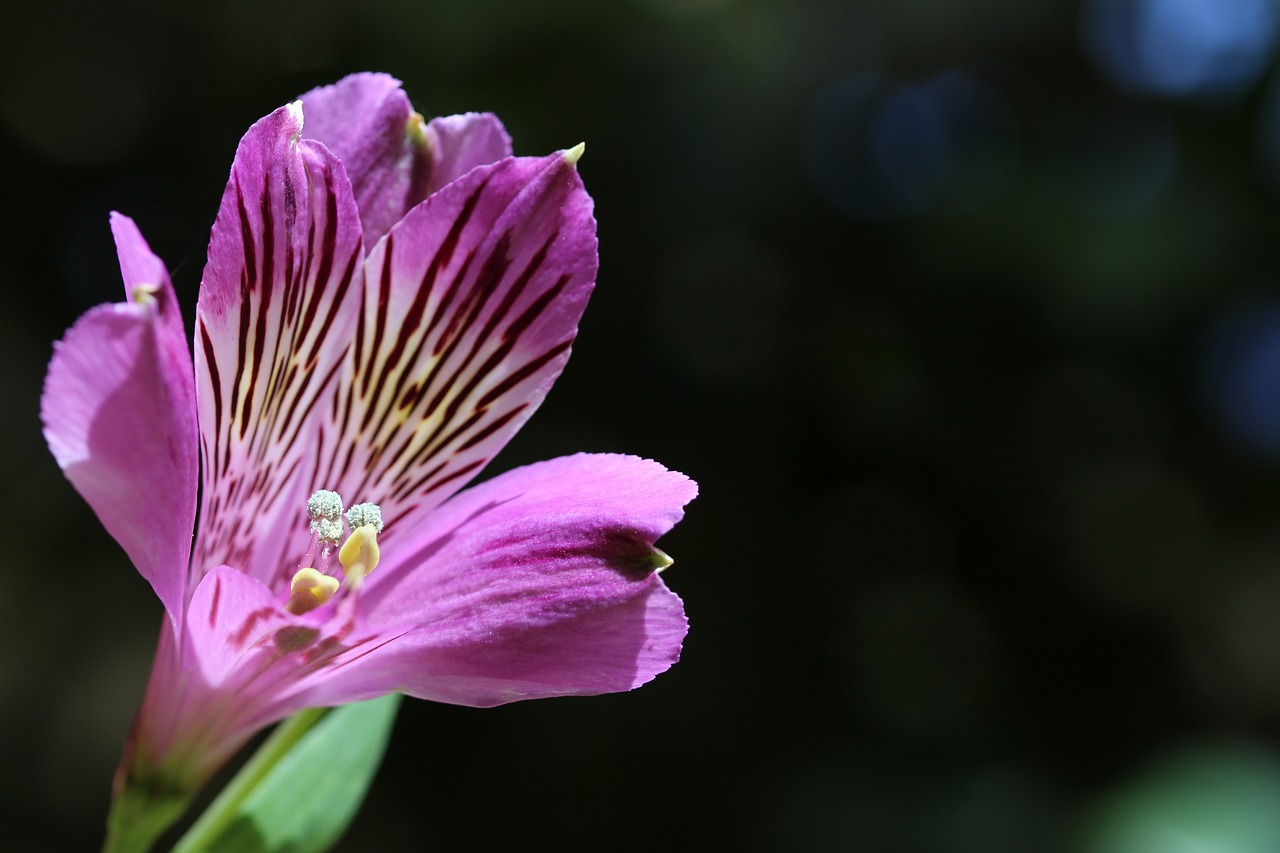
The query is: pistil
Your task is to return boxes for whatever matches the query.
[286,568,340,615]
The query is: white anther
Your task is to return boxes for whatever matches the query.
[307,490,345,545]
[345,502,384,533]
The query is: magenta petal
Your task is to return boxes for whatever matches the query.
[299,74,513,245]
[317,151,598,530]
[422,112,513,192]
[294,454,695,708]
[193,102,365,588]
[41,216,197,624]
[299,73,425,245]
[128,566,319,789]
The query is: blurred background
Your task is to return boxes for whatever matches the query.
[8,0,1280,850]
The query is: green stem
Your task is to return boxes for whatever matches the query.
[170,707,330,853]
[102,784,192,853]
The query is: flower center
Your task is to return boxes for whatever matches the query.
[285,490,384,615]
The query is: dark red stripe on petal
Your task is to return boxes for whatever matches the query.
[455,403,528,453]
[352,277,368,376]
[303,234,359,369]
[504,272,571,344]
[437,233,511,355]
[436,177,489,271]
[361,240,445,435]
[281,352,348,452]
[200,322,224,440]
[231,283,249,424]
[261,171,276,303]
[362,233,395,398]
[390,458,448,502]
[209,575,223,628]
[423,458,485,495]
[474,229,556,345]
[421,178,488,343]
[476,338,573,410]
[302,166,341,335]
[235,177,257,290]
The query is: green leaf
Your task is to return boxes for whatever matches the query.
[173,694,402,853]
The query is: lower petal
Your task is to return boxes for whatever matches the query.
[120,563,393,801]
[293,454,697,708]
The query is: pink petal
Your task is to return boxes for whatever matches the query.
[422,112,512,191]
[193,102,366,589]
[289,454,695,708]
[126,566,358,790]
[314,150,598,534]
[41,215,197,625]
[299,73,511,245]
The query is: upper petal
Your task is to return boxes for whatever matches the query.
[314,150,598,534]
[288,454,696,708]
[298,73,512,245]
[193,102,365,589]
[422,112,513,191]
[41,215,198,624]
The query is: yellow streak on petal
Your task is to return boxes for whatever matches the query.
[564,142,586,166]
[286,567,339,615]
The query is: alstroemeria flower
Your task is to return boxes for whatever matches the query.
[42,74,694,805]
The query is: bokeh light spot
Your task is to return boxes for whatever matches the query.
[1200,298,1280,459]
[1082,0,1279,97]
[1082,743,1280,853]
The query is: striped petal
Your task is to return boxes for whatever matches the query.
[41,215,198,624]
[299,73,511,245]
[314,149,598,534]
[193,102,365,588]
[125,565,385,792]
[277,454,694,709]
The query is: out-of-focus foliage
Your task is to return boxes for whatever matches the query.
[10,0,1280,850]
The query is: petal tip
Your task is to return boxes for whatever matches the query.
[563,142,585,166]
[286,100,304,141]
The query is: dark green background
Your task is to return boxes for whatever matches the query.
[7,0,1280,850]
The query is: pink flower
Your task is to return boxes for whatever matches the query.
[42,74,694,807]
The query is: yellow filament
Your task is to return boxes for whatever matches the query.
[339,524,381,588]
[286,567,340,614]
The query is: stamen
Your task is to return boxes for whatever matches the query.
[286,568,340,615]
[301,489,344,574]
[339,524,381,589]
[307,490,345,542]
[345,502,384,533]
